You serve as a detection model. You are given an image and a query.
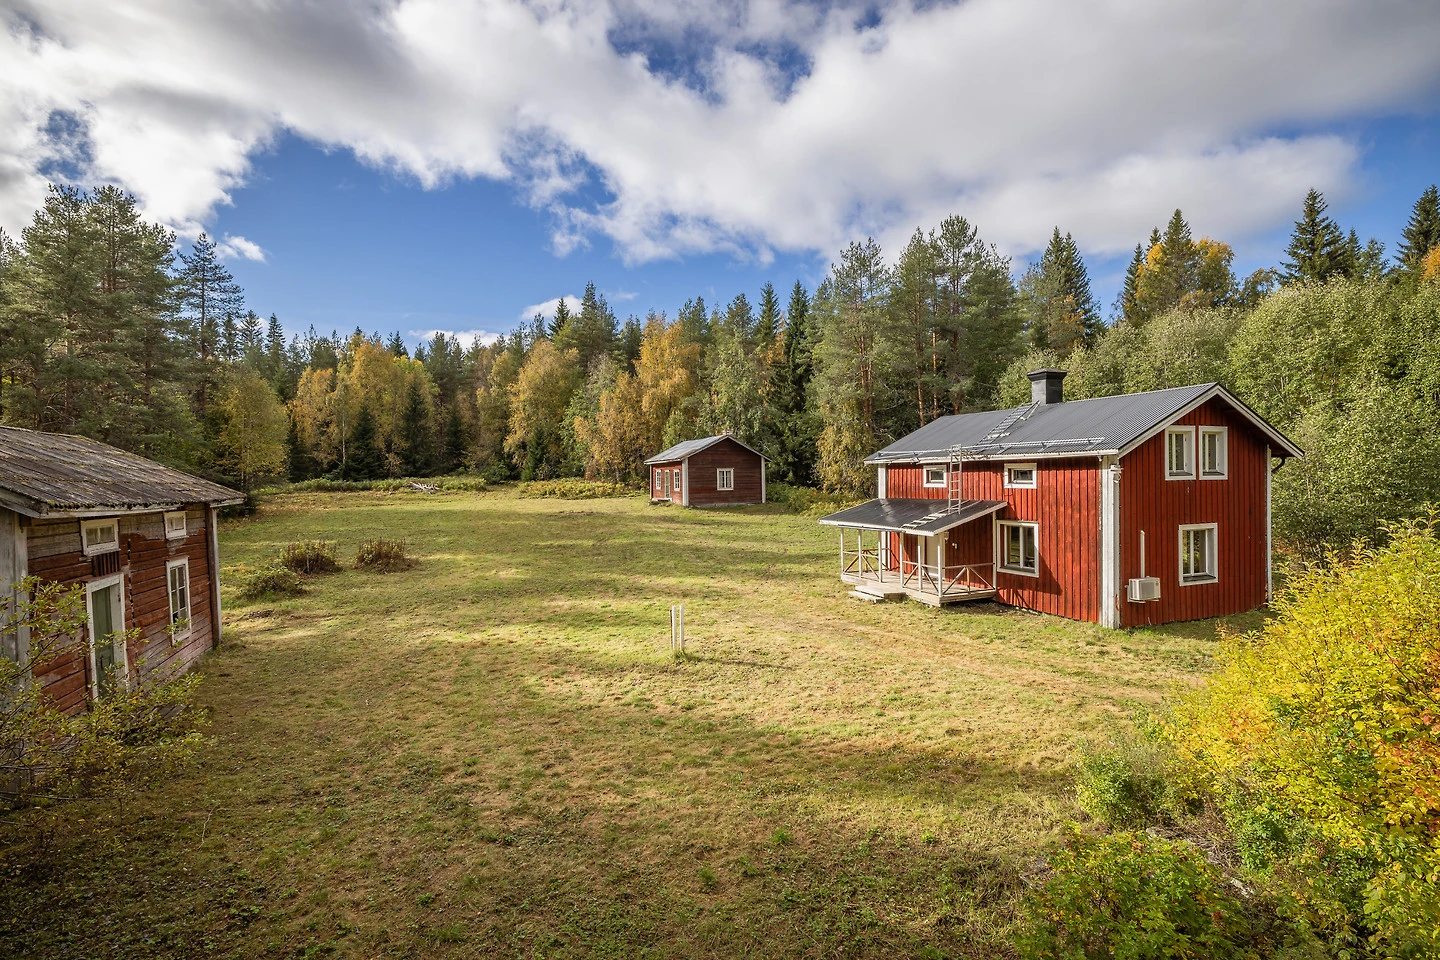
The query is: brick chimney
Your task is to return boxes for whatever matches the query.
[1026,368,1067,405]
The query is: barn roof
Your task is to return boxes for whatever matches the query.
[644,434,768,465]
[866,382,1302,463]
[0,425,244,518]
[817,498,1006,537]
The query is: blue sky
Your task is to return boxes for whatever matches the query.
[4,1,1439,349]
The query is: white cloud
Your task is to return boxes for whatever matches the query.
[518,294,582,322]
[214,233,266,262]
[409,328,502,348]
[2,0,1438,262]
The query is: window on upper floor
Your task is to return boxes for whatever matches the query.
[1199,427,1228,479]
[164,510,187,539]
[81,518,119,556]
[1165,426,1196,480]
[922,466,946,488]
[1004,463,1037,489]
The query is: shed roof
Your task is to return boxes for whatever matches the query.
[0,425,244,517]
[644,434,768,465]
[817,498,1006,537]
[866,382,1302,463]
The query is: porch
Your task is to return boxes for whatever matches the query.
[819,498,1006,607]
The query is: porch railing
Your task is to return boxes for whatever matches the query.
[839,542,993,597]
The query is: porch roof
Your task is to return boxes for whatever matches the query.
[817,498,1005,537]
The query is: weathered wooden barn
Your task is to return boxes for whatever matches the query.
[0,426,242,713]
[645,435,767,507]
[819,369,1302,627]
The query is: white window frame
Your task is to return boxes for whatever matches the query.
[716,467,735,491]
[166,558,193,640]
[84,573,128,699]
[81,518,119,557]
[1165,426,1196,480]
[662,469,671,498]
[922,465,947,488]
[1003,462,1037,489]
[1179,523,1218,585]
[164,510,188,539]
[997,520,1040,578]
[1199,427,1228,479]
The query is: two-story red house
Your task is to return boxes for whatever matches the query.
[818,369,1302,627]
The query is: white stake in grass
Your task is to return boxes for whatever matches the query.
[670,603,686,657]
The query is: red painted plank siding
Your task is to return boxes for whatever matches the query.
[651,438,765,507]
[884,459,1101,621]
[1118,398,1269,627]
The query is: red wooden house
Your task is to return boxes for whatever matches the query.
[0,426,243,713]
[819,369,1302,627]
[645,434,767,507]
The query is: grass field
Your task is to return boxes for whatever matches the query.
[0,490,1248,958]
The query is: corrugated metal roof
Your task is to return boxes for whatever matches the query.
[0,425,244,516]
[866,382,1302,463]
[817,498,1006,537]
[644,434,768,465]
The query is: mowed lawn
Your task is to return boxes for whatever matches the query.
[2,490,1242,959]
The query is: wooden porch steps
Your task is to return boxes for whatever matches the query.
[851,581,907,601]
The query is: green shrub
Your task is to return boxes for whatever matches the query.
[1075,733,1189,828]
[1015,831,1250,960]
[278,540,340,575]
[256,475,487,495]
[515,479,633,499]
[236,564,305,600]
[766,482,859,516]
[354,538,415,573]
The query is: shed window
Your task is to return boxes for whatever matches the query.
[81,519,119,556]
[1004,463,1037,489]
[1179,524,1218,584]
[166,558,192,637]
[164,510,187,539]
[998,521,1039,577]
[663,470,671,498]
[717,468,734,491]
[1199,427,1228,478]
[1165,427,1196,480]
[922,466,946,488]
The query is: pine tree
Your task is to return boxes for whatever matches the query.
[676,296,709,347]
[345,405,385,480]
[555,282,617,373]
[175,234,244,422]
[1281,189,1347,283]
[1397,185,1440,274]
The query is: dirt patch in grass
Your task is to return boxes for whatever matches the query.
[0,490,1237,959]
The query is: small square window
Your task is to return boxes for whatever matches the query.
[1004,463,1037,489]
[998,521,1039,577]
[1199,427,1228,478]
[81,519,119,556]
[1165,427,1196,480]
[1179,524,1218,584]
[922,466,946,488]
[717,468,734,491]
[164,510,187,539]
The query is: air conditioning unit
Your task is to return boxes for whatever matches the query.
[1127,577,1161,602]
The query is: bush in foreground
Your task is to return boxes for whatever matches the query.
[236,564,305,600]
[278,540,340,575]
[516,479,632,499]
[354,538,415,573]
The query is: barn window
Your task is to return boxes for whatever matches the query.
[1165,427,1195,479]
[922,466,946,488]
[1179,524,1218,584]
[717,468,734,491]
[81,518,119,557]
[1199,427,1228,478]
[164,510,187,539]
[998,521,1039,577]
[1004,463,1037,489]
[167,558,192,637]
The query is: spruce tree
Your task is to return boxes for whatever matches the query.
[1281,189,1347,283]
[756,282,781,346]
[175,233,244,421]
[398,378,431,475]
[1397,185,1440,274]
[1024,228,1100,349]
[345,405,385,480]
[618,316,643,370]
[286,414,315,481]
[549,297,573,338]
[439,405,467,474]
[1116,244,1144,324]
[555,282,617,372]
[387,331,409,357]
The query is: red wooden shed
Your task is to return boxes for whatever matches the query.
[819,369,1302,627]
[644,434,767,507]
[0,426,243,713]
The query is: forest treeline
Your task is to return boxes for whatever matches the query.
[1,184,1438,552]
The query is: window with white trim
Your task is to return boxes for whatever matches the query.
[922,466,946,488]
[999,521,1039,576]
[716,467,735,491]
[1199,427,1228,479]
[663,470,672,497]
[1179,524,1218,584]
[164,510,187,539]
[81,518,119,556]
[1165,426,1196,480]
[1004,463,1037,489]
[166,558,192,638]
